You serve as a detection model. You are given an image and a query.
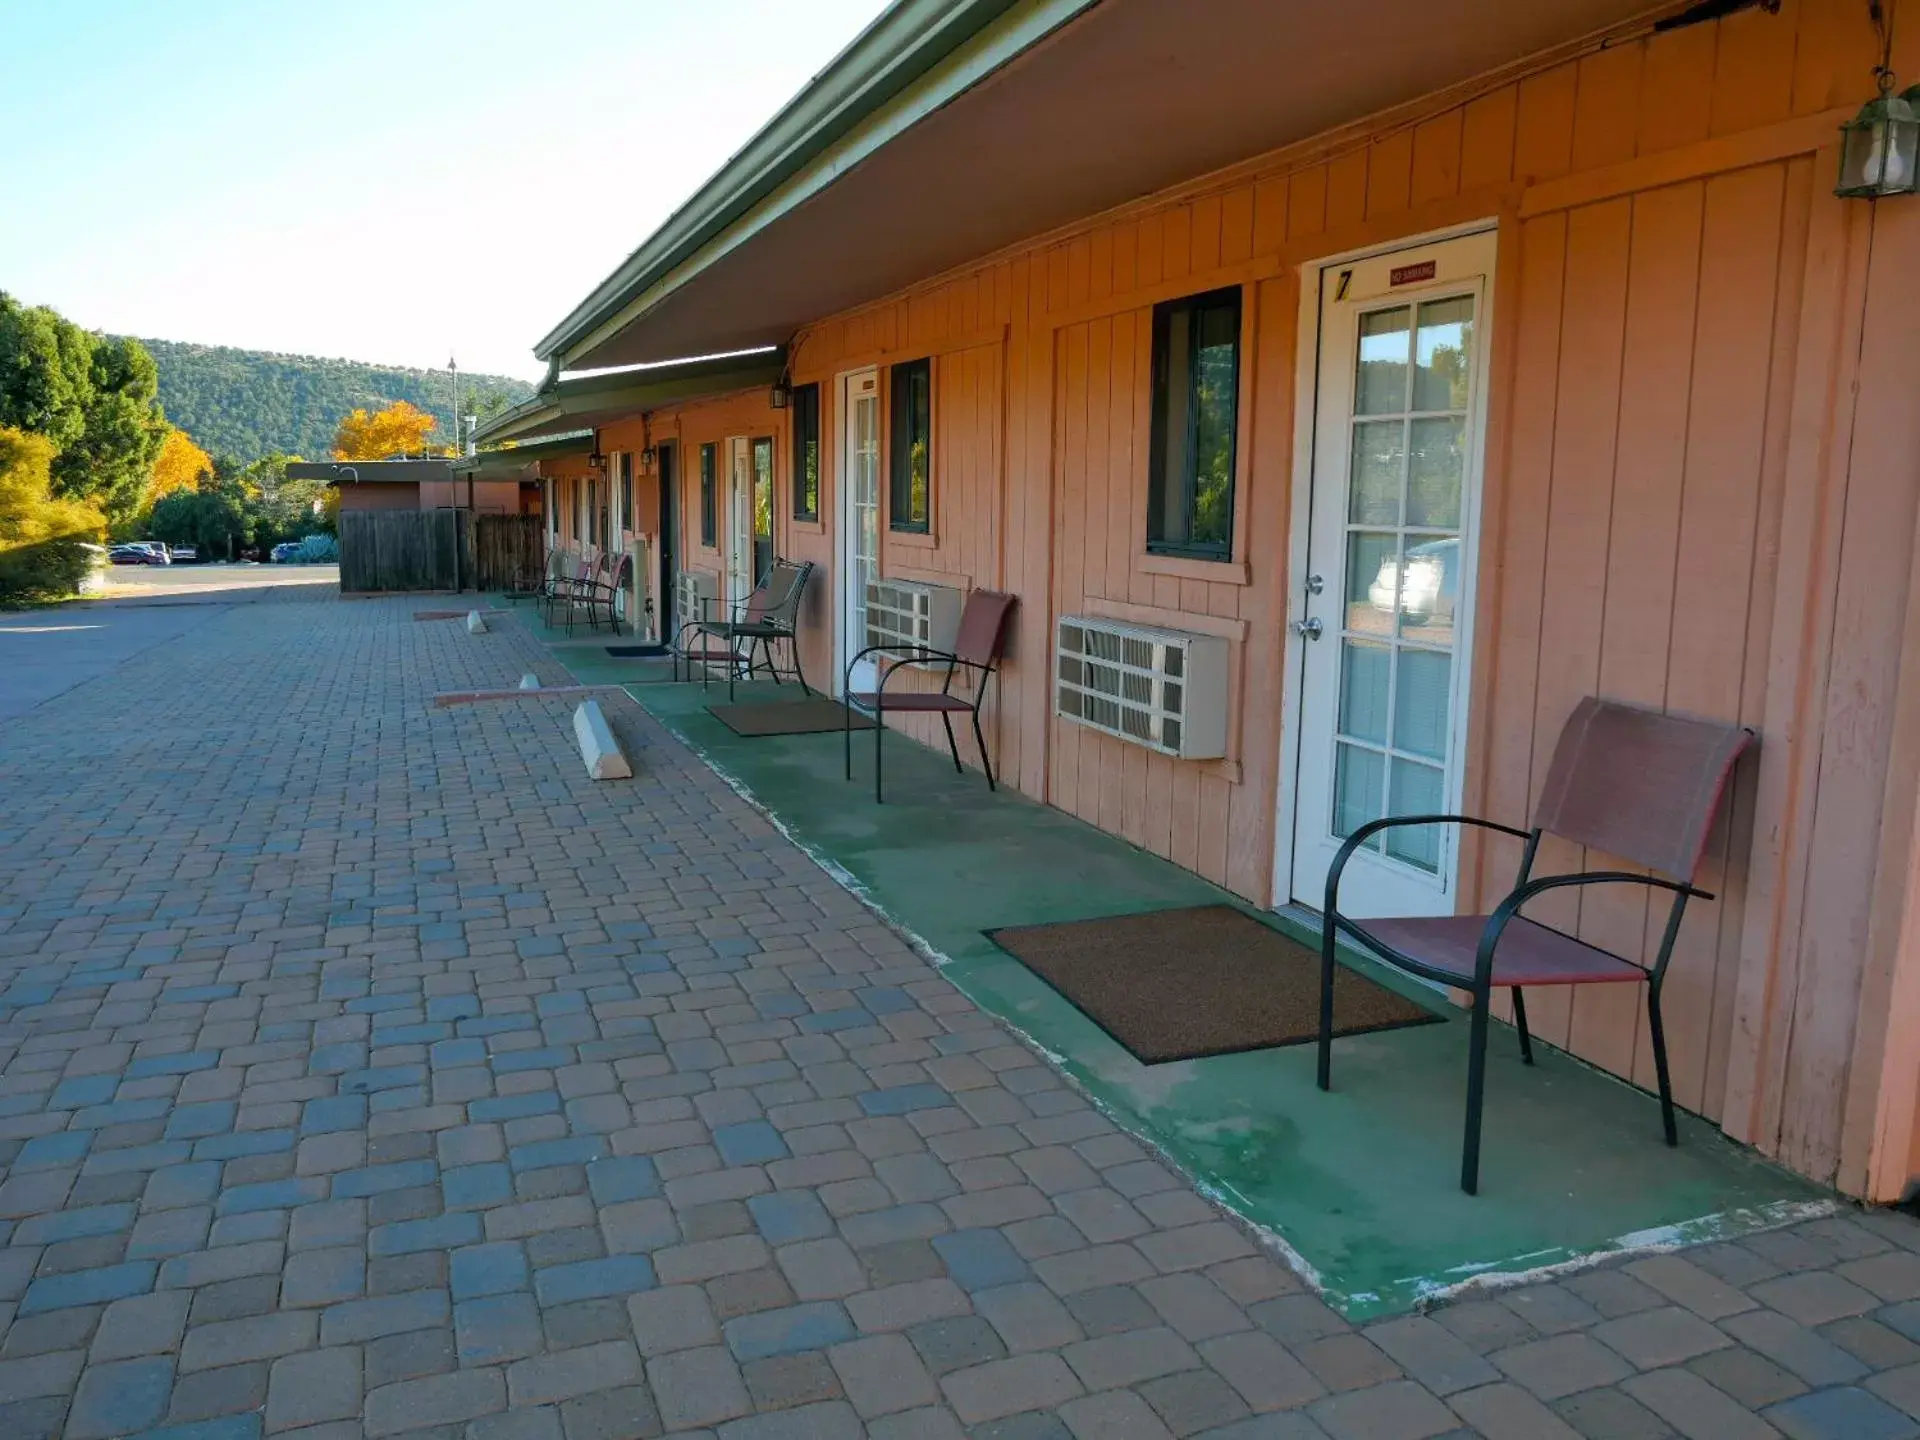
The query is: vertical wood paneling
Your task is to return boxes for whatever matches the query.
[1326,150,1370,228]
[1460,88,1518,190]
[1637,21,1718,154]
[1524,198,1633,1050]
[1410,111,1464,205]
[1701,157,1810,1124]
[1567,182,1705,1083]
[1709,0,1801,136]
[1647,168,1786,1105]
[1366,130,1414,217]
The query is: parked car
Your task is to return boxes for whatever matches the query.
[108,544,162,565]
[270,542,300,563]
[170,544,198,563]
[1369,536,1458,628]
[128,541,170,564]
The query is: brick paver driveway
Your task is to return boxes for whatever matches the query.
[3,587,1920,1440]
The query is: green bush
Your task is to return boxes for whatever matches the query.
[0,537,99,603]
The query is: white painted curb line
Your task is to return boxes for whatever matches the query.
[573,700,632,780]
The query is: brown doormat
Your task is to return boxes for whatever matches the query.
[709,698,877,737]
[986,904,1444,1064]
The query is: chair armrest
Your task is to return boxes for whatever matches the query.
[1466,871,1711,988]
[1323,814,1531,920]
[843,644,952,702]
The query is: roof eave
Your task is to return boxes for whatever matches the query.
[532,0,1044,364]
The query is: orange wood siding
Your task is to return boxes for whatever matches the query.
[602,1,1920,1196]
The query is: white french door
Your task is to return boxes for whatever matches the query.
[1288,231,1495,918]
[838,371,881,693]
[726,437,754,606]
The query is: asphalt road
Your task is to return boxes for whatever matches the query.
[0,564,338,721]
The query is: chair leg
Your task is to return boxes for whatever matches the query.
[874,704,885,804]
[971,710,996,791]
[844,695,854,781]
[1647,980,1679,1148]
[1512,988,1535,1065]
[792,637,812,698]
[940,714,963,774]
[1316,920,1337,1093]
[1461,980,1492,1196]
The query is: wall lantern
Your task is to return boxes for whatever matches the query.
[640,445,657,471]
[1837,76,1920,197]
[769,379,792,410]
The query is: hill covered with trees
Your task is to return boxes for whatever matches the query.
[130,338,534,462]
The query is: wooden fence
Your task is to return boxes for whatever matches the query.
[473,514,544,592]
[338,509,470,593]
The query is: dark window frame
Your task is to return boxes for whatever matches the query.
[750,435,775,582]
[888,357,932,535]
[791,383,820,522]
[699,442,717,547]
[1147,285,1243,562]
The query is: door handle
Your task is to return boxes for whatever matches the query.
[1291,617,1323,640]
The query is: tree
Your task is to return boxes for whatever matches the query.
[332,400,440,460]
[0,294,169,529]
[0,426,104,602]
[147,427,214,505]
[146,454,252,560]
[0,294,92,454]
[54,335,167,524]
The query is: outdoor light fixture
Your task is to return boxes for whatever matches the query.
[1837,77,1920,197]
[769,379,792,410]
[1836,1,1918,198]
[640,445,656,470]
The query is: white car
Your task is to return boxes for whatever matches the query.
[1369,537,1457,627]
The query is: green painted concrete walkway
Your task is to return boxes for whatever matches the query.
[508,611,1829,1319]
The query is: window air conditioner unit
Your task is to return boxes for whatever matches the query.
[1054,614,1229,760]
[674,569,717,627]
[865,577,964,663]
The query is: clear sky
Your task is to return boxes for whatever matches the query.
[0,0,890,381]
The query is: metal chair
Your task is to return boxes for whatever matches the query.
[541,553,594,630]
[573,552,632,637]
[505,543,556,604]
[676,560,814,700]
[843,589,1016,803]
[1318,696,1755,1195]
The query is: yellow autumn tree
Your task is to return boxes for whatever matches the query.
[331,401,441,460]
[146,427,213,503]
[0,426,105,601]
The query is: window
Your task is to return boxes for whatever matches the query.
[699,442,716,547]
[791,383,820,521]
[751,436,775,581]
[1148,286,1242,560]
[616,453,633,535]
[889,358,931,533]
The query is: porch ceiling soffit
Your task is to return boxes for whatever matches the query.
[556,0,1668,372]
[453,432,596,477]
[469,353,787,446]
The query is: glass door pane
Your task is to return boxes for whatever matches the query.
[1328,291,1476,874]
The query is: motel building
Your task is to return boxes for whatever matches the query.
[473,0,1920,1306]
